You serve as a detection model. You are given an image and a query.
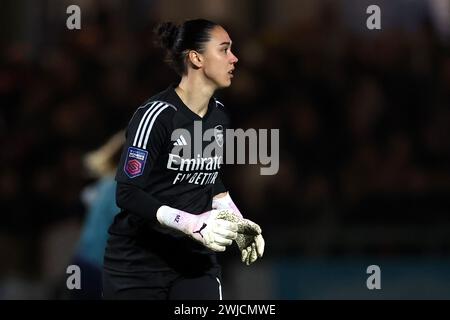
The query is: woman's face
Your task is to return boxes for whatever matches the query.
[200,26,238,89]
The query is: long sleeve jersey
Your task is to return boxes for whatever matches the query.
[105,84,230,272]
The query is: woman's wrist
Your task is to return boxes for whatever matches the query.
[212,192,243,218]
[156,205,193,234]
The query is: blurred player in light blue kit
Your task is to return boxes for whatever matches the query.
[69,131,124,299]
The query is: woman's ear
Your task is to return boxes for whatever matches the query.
[187,50,203,69]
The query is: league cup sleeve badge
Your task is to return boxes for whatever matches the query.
[124,147,148,178]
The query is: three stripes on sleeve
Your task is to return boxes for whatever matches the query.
[132,101,175,149]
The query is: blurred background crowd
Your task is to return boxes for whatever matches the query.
[1,0,449,299]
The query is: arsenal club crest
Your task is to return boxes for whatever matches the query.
[214,125,224,147]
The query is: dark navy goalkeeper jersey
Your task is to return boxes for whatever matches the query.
[104,84,229,273]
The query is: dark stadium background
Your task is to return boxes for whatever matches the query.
[1,0,449,299]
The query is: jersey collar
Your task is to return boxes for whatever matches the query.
[167,84,215,121]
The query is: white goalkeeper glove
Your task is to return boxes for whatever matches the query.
[156,205,238,252]
[213,193,265,265]
[241,234,265,265]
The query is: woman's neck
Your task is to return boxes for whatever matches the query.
[175,76,215,118]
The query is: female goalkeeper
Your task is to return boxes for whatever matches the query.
[103,19,264,300]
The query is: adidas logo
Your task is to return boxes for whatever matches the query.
[173,135,188,146]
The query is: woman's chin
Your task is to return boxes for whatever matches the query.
[222,78,232,87]
[212,77,232,90]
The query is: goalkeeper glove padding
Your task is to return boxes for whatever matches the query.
[216,209,265,265]
[156,205,238,252]
[241,234,265,265]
